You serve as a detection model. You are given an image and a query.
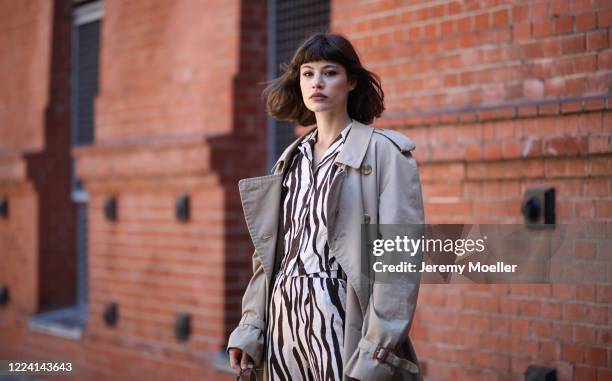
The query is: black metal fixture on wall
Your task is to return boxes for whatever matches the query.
[103,302,118,327]
[175,194,190,222]
[174,312,191,341]
[0,196,8,219]
[0,284,9,306]
[521,187,555,228]
[524,365,556,381]
[104,196,117,221]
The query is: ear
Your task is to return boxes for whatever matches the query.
[349,78,357,91]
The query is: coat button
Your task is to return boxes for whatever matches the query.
[363,214,371,224]
[360,164,372,175]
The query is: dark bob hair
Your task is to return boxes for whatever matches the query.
[262,32,385,126]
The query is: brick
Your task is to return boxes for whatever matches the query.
[575,54,598,72]
[583,98,605,110]
[533,20,554,38]
[539,341,560,359]
[543,136,588,156]
[519,300,541,316]
[555,15,574,33]
[577,112,602,133]
[511,318,530,335]
[561,342,585,362]
[599,369,612,381]
[550,0,569,15]
[561,100,583,113]
[501,139,521,158]
[576,326,597,342]
[465,143,482,161]
[540,301,562,319]
[531,321,552,337]
[584,304,608,325]
[514,22,532,40]
[597,51,612,70]
[576,284,596,301]
[599,8,612,28]
[596,285,612,303]
[553,283,575,299]
[585,346,607,367]
[598,328,612,345]
[561,34,586,54]
[523,79,545,98]
[586,30,608,50]
[588,135,610,153]
[564,302,586,321]
[530,1,549,20]
[512,4,529,20]
[522,138,543,157]
[575,12,597,31]
[575,366,597,381]
[596,200,612,218]
[518,105,538,117]
[591,157,612,176]
[483,141,502,160]
[582,179,608,196]
[553,322,575,340]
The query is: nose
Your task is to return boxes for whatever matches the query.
[312,73,324,89]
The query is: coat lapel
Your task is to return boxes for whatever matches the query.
[271,119,373,174]
[238,174,283,281]
[239,120,374,282]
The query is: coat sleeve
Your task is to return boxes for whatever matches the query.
[344,146,425,381]
[226,249,268,366]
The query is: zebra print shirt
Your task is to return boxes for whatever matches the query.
[278,121,353,277]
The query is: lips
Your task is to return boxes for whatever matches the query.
[310,93,328,100]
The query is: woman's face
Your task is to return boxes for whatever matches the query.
[299,60,355,115]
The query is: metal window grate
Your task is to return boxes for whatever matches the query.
[269,0,330,166]
[76,203,89,306]
[73,19,100,146]
[70,1,101,310]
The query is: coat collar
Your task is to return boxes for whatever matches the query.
[271,119,374,175]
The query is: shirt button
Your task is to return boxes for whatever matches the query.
[360,164,372,175]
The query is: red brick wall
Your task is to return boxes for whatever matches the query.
[0,0,52,151]
[0,0,50,318]
[0,0,76,316]
[332,1,611,381]
[334,0,610,112]
[1,0,267,380]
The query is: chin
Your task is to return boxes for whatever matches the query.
[307,104,334,113]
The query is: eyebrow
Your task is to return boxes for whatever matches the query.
[301,64,338,69]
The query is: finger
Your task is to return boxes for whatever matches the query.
[240,351,253,370]
[229,349,240,372]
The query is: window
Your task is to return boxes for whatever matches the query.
[29,0,103,340]
[72,0,102,307]
[266,0,330,171]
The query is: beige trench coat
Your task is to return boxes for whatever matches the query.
[227,120,425,381]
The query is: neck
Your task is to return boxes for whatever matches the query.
[314,112,352,146]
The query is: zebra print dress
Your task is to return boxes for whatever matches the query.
[265,122,352,381]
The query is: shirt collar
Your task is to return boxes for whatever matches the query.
[300,120,353,148]
[272,119,372,174]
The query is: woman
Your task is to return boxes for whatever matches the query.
[227,32,425,381]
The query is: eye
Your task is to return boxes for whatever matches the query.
[302,71,312,77]
[325,71,337,76]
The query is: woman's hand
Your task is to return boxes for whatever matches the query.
[228,347,254,373]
